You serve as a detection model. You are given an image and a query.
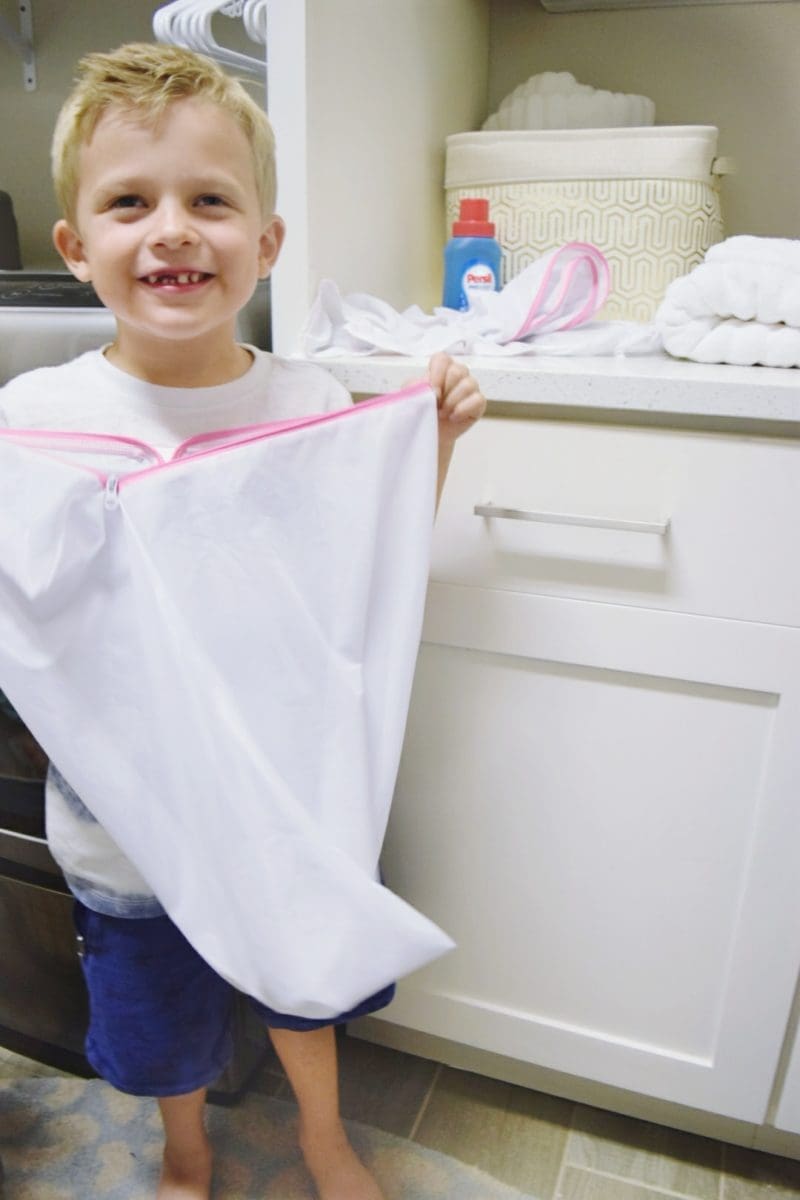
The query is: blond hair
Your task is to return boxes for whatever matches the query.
[52,42,276,224]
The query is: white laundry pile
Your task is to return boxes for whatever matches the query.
[0,384,454,1017]
[656,236,800,367]
[304,242,662,358]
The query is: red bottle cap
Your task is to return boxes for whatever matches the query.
[452,197,495,237]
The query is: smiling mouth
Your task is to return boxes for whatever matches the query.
[141,271,213,286]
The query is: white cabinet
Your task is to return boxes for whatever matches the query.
[264,0,800,1144]
[428,416,800,626]
[265,0,489,355]
[776,1035,800,1135]
[369,414,800,1127]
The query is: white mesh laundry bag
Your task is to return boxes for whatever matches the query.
[0,382,453,1017]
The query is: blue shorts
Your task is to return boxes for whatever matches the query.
[73,902,395,1097]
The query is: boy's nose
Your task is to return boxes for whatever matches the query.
[149,202,199,249]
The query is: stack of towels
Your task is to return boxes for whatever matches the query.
[655,236,800,368]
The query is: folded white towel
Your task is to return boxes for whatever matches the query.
[655,236,800,368]
[303,243,662,358]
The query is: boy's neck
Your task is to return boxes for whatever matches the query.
[104,334,254,389]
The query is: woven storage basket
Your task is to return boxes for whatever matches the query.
[445,126,731,321]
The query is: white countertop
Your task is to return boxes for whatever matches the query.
[297,351,800,431]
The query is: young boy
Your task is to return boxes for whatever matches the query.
[0,43,485,1200]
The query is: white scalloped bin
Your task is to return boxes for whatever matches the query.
[482,71,655,131]
[445,126,729,322]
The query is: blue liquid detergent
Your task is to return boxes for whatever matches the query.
[442,198,502,311]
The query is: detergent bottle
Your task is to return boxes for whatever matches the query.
[442,197,502,311]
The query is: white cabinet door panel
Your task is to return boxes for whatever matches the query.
[380,585,800,1123]
[775,1019,800,1134]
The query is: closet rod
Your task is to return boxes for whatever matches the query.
[0,1,36,91]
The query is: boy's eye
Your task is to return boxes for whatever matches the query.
[196,194,226,208]
[110,195,145,210]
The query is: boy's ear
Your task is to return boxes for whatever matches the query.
[52,219,92,283]
[257,215,285,280]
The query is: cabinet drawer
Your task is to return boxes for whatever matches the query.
[433,416,800,627]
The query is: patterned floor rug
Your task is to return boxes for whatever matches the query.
[0,1075,539,1199]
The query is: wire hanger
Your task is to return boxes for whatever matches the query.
[153,0,265,80]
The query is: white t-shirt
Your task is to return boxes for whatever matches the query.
[0,346,352,915]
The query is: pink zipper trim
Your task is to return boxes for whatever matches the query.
[519,256,596,336]
[0,428,164,486]
[510,242,610,342]
[559,244,611,331]
[174,379,431,458]
[121,380,433,489]
[0,427,164,461]
[0,380,434,491]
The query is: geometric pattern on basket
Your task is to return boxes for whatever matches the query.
[446,180,724,322]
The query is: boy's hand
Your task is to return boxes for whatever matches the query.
[428,352,486,447]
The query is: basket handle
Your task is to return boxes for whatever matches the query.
[711,156,737,176]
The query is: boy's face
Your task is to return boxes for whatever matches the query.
[53,98,283,379]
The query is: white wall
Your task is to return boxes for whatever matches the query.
[268,0,489,351]
[486,0,800,240]
[304,0,489,312]
[3,1,795,277]
[0,0,166,268]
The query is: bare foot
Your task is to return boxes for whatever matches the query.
[299,1120,385,1200]
[156,1139,213,1199]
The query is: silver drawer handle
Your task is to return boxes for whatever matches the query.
[474,503,670,536]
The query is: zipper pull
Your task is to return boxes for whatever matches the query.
[104,475,120,510]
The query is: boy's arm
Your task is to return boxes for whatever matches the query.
[427,352,487,508]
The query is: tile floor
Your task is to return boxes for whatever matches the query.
[3,1034,800,1200]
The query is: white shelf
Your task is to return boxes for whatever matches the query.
[295,351,800,430]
